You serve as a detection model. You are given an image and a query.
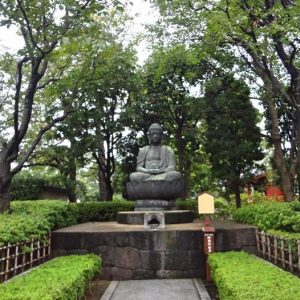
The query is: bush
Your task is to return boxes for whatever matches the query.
[0,201,77,246]
[71,201,134,223]
[176,199,198,216]
[11,176,45,200]
[0,200,135,245]
[176,197,233,220]
[11,174,66,201]
[232,202,300,232]
[0,254,101,300]
[209,251,300,300]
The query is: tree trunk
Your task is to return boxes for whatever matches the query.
[66,152,77,202]
[268,100,294,201]
[97,137,112,201]
[0,159,11,212]
[233,182,241,208]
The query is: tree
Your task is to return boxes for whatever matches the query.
[151,0,300,201]
[0,0,124,212]
[141,45,205,196]
[203,74,263,207]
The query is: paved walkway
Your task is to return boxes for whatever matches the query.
[101,279,211,300]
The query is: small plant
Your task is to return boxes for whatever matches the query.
[0,254,101,300]
[209,251,300,300]
[232,202,300,232]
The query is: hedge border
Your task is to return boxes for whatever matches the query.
[0,254,101,300]
[209,251,300,300]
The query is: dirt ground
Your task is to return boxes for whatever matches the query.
[85,278,110,300]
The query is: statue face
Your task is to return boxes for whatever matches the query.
[148,129,162,145]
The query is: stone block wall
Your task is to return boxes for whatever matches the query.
[52,221,257,280]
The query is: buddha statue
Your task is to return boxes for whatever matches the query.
[130,123,181,182]
[126,123,184,210]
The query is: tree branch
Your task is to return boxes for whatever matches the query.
[11,105,76,176]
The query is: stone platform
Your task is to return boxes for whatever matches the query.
[52,220,256,280]
[117,210,194,225]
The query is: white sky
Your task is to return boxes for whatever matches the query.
[0,1,158,64]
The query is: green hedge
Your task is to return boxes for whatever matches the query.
[0,201,77,246]
[0,254,101,300]
[0,200,134,245]
[232,202,300,232]
[70,201,135,223]
[176,198,233,219]
[209,251,300,300]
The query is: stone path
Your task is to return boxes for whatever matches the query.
[100,278,211,300]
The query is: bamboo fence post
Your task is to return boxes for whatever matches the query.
[14,244,19,275]
[30,239,34,268]
[288,243,293,272]
[48,235,51,257]
[256,229,260,255]
[267,235,271,260]
[262,232,266,258]
[37,240,40,262]
[274,237,278,265]
[5,244,10,281]
[281,239,285,268]
[22,246,26,273]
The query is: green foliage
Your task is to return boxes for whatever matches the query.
[203,74,263,207]
[209,251,300,300]
[0,254,101,300]
[11,173,65,200]
[71,201,134,223]
[11,175,45,200]
[176,197,233,220]
[0,200,135,245]
[233,202,300,232]
[11,200,77,229]
[240,192,270,205]
[0,201,77,246]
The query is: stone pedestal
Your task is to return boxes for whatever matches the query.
[134,199,176,211]
[52,220,257,280]
[117,210,194,225]
[126,178,184,210]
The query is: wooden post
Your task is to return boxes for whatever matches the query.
[255,230,260,255]
[281,239,285,268]
[274,237,278,265]
[203,216,215,282]
[288,243,293,272]
[198,193,215,283]
[30,240,33,268]
[267,235,271,260]
[14,244,18,275]
[5,244,10,281]
[262,232,266,258]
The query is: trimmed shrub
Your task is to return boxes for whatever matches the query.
[11,200,77,229]
[232,202,300,232]
[0,200,135,245]
[0,201,77,246]
[0,254,101,300]
[176,198,233,219]
[11,176,45,200]
[176,199,198,216]
[71,201,135,223]
[209,251,300,300]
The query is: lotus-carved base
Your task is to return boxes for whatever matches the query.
[126,178,184,210]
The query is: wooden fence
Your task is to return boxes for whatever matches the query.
[256,230,300,275]
[0,235,51,282]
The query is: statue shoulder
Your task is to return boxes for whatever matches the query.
[138,145,149,157]
[163,145,174,153]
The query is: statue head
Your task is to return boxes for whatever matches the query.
[147,123,163,145]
